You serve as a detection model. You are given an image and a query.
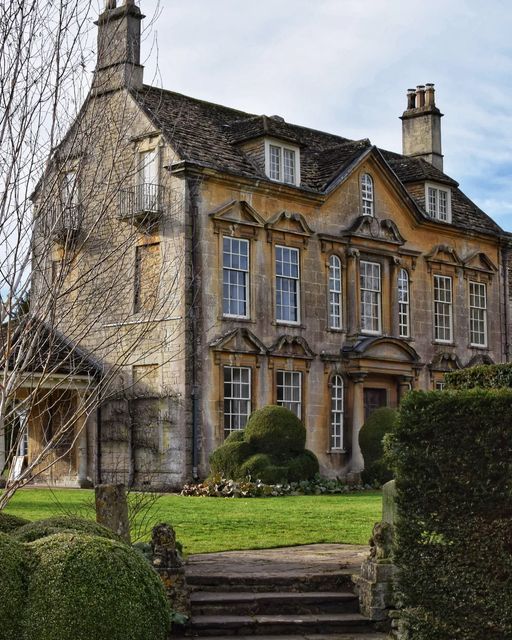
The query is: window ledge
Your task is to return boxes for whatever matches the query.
[327,327,347,334]
[326,449,347,455]
[432,340,457,347]
[221,316,256,324]
[273,321,305,329]
[468,344,489,350]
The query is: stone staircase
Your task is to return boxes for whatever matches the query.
[177,546,387,638]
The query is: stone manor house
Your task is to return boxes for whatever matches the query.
[11,0,512,488]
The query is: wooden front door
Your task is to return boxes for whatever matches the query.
[363,388,387,421]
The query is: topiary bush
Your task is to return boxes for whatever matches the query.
[208,406,318,483]
[209,440,254,479]
[0,532,27,640]
[0,511,30,533]
[388,389,512,640]
[359,407,397,486]
[13,516,125,544]
[24,532,170,640]
[245,405,306,455]
[287,450,320,482]
[238,453,273,480]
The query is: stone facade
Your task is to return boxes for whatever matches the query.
[29,0,512,488]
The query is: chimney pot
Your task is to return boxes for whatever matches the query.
[425,83,435,107]
[407,89,416,110]
[415,85,426,108]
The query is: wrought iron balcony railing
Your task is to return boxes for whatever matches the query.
[119,183,165,222]
[51,204,82,243]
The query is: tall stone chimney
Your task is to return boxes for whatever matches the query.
[92,0,144,94]
[400,84,443,171]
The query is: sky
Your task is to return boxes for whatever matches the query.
[111,0,512,229]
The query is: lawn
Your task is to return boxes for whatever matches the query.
[3,488,381,555]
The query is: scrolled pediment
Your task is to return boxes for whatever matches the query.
[425,244,462,269]
[268,335,315,360]
[345,215,405,245]
[265,211,314,239]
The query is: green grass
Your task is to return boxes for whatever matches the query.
[3,489,381,555]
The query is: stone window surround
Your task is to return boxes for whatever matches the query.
[264,138,301,187]
[424,181,452,223]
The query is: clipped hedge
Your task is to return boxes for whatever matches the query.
[389,390,512,640]
[24,533,170,640]
[0,511,30,533]
[13,516,124,544]
[359,407,397,485]
[0,532,27,640]
[208,405,318,483]
[445,362,512,389]
[209,440,254,479]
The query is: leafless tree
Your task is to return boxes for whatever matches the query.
[0,0,184,509]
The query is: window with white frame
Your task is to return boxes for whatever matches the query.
[223,366,251,437]
[361,173,374,216]
[138,148,160,212]
[433,275,453,343]
[276,370,302,418]
[426,183,451,222]
[328,255,342,329]
[435,380,446,391]
[398,268,410,338]
[330,375,344,450]
[275,246,300,323]
[265,140,300,186]
[469,281,487,347]
[223,237,249,318]
[360,261,381,334]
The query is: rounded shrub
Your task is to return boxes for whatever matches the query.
[287,449,319,482]
[224,430,245,443]
[24,533,170,640]
[14,516,124,544]
[245,405,306,455]
[258,465,289,485]
[0,511,30,533]
[359,407,397,485]
[238,453,273,480]
[209,440,253,479]
[0,532,27,640]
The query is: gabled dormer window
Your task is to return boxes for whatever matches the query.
[425,183,451,222]
[265,139,300,186]
[361,173,374,216]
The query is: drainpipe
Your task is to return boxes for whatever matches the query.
[502,243,510,362]
[96,403,102,485]
[187,176,201,481]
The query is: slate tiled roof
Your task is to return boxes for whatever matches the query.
[0,320,102,378]
[135,85,502,237]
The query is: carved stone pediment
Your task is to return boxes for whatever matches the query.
[268,335,315,360]
[209,200,265,237]
[345,216,405,245]
[430,352,462,372]
[425,244,462,270]
[265,211,314,243]
[210,328,266,355]
[462,251,498,275]
[343,336,420,364]
[467,354,494,367]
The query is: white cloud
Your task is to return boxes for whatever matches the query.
[135,0,512,228]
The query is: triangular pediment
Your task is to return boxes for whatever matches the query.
[210,328,266,355]
[269,335,315,359]
[462,251,498,274]
[209,200,265,228]
[346,216,405,245]
[265,211,314,237]
[425,244,462,267]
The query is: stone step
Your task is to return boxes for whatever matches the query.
[186,613,376,636]
[190,591,360,616]
[176,635,387,640]
[186,572,355,593]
